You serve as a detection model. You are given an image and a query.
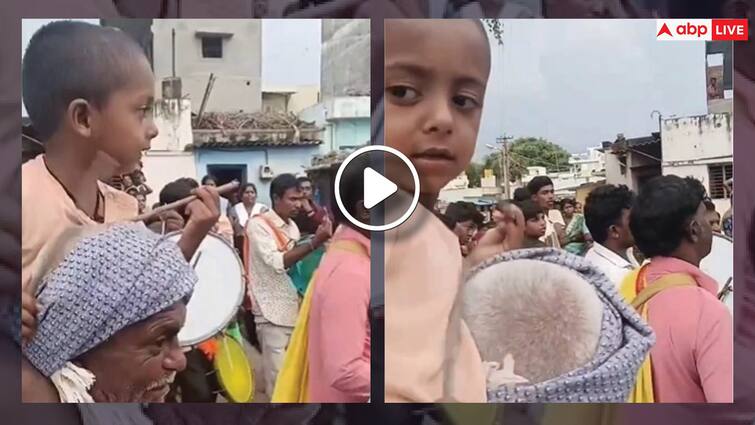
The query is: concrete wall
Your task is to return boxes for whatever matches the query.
[661,113,732,206]
[662,114,732,164]
[194,146,320,205]
[141,152,198,207]
[300,96,370,152]
[261,92,288,113]
[151,99,193,151]
[152,20,262,113]
[321,19,370,98]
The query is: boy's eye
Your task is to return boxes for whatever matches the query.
[138,104,154,117]
[452,95,479,110]
[387,85,419,102]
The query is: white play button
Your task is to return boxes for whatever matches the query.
[363,167,398,209]
[334,145,420,232]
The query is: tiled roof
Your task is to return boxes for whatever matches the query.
[190,129,322,149]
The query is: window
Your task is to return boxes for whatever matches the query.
[708,163,733,199]
[201,36,223,58]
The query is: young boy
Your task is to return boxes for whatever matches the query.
[515,200,547,249]
[21,21,218,341]
[383,19,493,402]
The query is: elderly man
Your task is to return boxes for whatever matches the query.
[22,223,196,403]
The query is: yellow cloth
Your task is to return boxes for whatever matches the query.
[620,268,655,403]
[271,272,315,403]
[271,240,367,403]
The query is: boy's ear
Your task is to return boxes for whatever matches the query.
[67,98,93,138]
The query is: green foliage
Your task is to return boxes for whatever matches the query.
[483,137,571,183]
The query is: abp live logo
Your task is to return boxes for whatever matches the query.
[657,19,748,41]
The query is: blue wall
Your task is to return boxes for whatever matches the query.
[195,146,320,206]
[332,117,370,150]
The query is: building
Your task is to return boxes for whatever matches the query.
[261,85,320,114]
[439,171,501,203]
[190,112,323,206]
[568,147,605,177]
[604,132,662,191]
[516,145,607,199]
[299,19,370,153]
[661,114,732,213]
[320,19,370,98]
[151,19,263,113]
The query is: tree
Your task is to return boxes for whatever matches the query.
[466,162,484,188]
[483,137,572,183]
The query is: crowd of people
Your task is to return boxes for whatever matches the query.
[383,19,732,404]
[435,175,733,402]
[20,20,370,404]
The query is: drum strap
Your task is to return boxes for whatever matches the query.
[631,273,696,310]
[329,239,369,258]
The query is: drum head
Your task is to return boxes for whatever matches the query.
[166,232,245,346]
[700,233,733,314]
[214,335,254,403]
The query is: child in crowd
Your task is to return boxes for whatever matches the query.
[383,19,498,402]
[21,21,219,344]
[515,200,547,249]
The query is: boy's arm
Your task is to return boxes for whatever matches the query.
[176,187,220,261]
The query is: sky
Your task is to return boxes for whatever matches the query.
[476,19,710,158]
[21,19,321,115]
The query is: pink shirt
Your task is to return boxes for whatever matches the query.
[307,225,371,402]
[644,257,733,403]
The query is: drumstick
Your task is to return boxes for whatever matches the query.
[132,181,240,223]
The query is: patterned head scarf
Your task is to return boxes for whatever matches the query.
[463,248,654,403]
[24,223,197,377]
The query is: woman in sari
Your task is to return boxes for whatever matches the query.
[561,198,592,256]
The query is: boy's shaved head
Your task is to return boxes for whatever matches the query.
[384,19,492,201]
[23,21,147,140]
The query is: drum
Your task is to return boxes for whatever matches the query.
[700,233,733,314]
[165,232,246,346]
[214,334,254,403]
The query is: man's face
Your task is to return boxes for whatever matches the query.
[92,56,158,175]
[707,211,722,233]
[275,187,303,219]
[299,181,313,199]
[693,202,714,257]
[384,20,490,197]
[78,302,187,402]
[533,185,555,210]
[615,208,635,249]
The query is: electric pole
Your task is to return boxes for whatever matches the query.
[496,134,514,199]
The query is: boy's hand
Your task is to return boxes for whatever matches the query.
[177,186,220,261]
[464,203,524,271]
[21,287,38,345]
[160,210,185,233]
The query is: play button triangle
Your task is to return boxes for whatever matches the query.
[363,167,398,209]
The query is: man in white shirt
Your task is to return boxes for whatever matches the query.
[527,176,565,248]
[584,184,639,288]
[246,173,332,396]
